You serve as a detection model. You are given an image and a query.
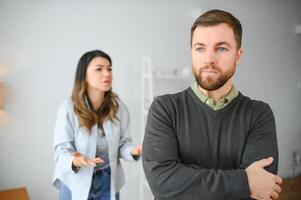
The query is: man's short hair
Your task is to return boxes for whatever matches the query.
[190,9,242,49]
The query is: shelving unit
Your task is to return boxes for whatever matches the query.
[140,57,153,200]
[140,57,193,199]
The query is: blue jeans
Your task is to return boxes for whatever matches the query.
[59,167,120,200]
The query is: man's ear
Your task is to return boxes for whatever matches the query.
[236,48,243,65]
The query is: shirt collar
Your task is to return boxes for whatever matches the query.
[191,82,239,110]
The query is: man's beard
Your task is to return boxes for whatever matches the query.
[193,64,236,91]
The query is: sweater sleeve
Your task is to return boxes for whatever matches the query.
[142,97,251,200]
[239,102,278,174]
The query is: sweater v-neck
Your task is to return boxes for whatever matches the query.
[187,87,242,116]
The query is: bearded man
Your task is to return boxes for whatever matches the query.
[143,9,282,200]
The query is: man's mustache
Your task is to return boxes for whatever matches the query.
[199,65,220,73]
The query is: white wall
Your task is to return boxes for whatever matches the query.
[0,0,300,200]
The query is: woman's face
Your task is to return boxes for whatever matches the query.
[85,56,112,93]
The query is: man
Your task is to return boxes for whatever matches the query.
[142,9,282,200]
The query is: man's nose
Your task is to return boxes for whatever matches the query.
[204,51,216,65]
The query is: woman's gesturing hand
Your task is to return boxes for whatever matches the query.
[72,152,103,167]
[131,144,142,156]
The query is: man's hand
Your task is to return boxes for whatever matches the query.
[72,152,103,168]
[246,157,282,200]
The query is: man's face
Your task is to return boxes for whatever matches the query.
[191,23,242,91]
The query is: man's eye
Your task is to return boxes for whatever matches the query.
[217,47,227,52]
[195,47,205,52]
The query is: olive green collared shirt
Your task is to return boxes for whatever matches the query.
[191,82,239,111]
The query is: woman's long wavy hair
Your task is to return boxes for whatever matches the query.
[71,50,119,132]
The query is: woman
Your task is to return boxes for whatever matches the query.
[53,50,142,200]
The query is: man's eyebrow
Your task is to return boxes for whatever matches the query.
[193,41,232,47]
[216,42,231,47]
[193,42,206,47]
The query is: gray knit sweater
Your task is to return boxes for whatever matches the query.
[142,87,278,200]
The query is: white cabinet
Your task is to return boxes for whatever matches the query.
[140,57,193,199]
[141,57,193,117]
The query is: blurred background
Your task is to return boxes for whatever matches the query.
[0,0,300,199]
